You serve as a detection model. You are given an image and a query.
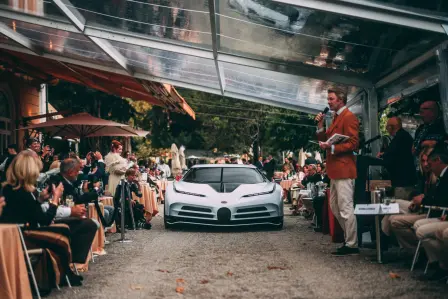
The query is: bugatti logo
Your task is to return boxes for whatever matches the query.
[221,201,227,204]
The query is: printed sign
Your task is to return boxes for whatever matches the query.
[354,203,400,215]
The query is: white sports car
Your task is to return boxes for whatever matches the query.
[164,164,283,229]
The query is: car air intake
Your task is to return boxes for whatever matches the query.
[178,211,214,218]
[181,206,212,213]
[235,212,270,219]
[237,207,268,213]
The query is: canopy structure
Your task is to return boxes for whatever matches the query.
[0,0,447,117]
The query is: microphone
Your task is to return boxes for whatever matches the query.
[364,135,381,146]
[315,107,329,123]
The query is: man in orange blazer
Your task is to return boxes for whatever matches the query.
[315,87,360,256]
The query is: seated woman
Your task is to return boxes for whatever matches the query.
[0,150,83,291]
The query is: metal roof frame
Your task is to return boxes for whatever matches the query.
[0,0,446,114]
[273,0,448,34]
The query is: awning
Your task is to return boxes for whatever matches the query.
[0,1,446,114]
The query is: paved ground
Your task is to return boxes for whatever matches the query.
[50,206,448,299]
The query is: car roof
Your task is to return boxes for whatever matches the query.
[191,164,256,169]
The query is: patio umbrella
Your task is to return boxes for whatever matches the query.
[315,151,322,163]
[179,146,187,170]
[19,112,140,138]
[298,148,305,167]
[170,143,181,177]
[87,129,149,138]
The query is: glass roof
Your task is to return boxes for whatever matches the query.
[0,0,68,20]
[69,0,212,49]
[0,18,116,66]
[219,0,445,77]
[110,40,220,89]
[0,0,445,114]
[366,0,448,16]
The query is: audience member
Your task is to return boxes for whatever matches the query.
[391,145,448,253]
[44,158,99,265]
[413,100,446,155]
[378,117,416,200]
[104,140,128,196]
[0,150,82,286]
[0,144,17,181]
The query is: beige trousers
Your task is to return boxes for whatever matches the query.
[382,199,412,236]
[415,220,448,264]
[394,187,414,201]
[390,214,426,249]
[436,227,448,269]
[330,179,357,248]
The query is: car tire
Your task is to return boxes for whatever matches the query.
[163,203,173,230]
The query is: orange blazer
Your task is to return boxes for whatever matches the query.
[317,108,359,180]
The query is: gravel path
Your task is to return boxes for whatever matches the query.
[49,206,448,299]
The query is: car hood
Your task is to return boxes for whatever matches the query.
[174,181,275,196]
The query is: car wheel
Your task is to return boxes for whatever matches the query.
[163,203,172,229]
[164,217,173,230]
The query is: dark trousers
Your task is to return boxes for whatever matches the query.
[54,217,98,263]
[313,196,325,228]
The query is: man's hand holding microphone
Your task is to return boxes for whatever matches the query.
[314,107,331,150]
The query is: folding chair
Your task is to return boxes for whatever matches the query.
[411,206,446,271]
[17,225,72,299]
[423,208,447,275]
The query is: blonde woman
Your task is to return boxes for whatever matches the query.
[0,151,83,288]
[0,150,63,227]
[104,140,128,196]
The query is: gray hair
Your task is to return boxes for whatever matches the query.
[60,158,80,174]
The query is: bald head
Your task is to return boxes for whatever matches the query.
[420,101,440,124]
[386,117,402,136]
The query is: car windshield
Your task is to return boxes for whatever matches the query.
[183,167,265,184]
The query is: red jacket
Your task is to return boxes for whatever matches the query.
[317,108,359,180]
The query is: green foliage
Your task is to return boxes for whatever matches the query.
[379,106,391,136]
[48,82,321,159]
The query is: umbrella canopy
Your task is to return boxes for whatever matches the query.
[170,143,181,177]
[19,112,140,138]
[315,151,322,163]
[298,148,305,167]
[179,146,187,170]
[87,129,149,138]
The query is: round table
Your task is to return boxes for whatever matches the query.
[0,225,32,299]
[133,183,159,220]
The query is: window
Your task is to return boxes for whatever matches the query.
[183,167,222,183]
[222,168,265,184]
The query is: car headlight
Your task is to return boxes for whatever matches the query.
[173,184,206,197]
[242,184,276,198]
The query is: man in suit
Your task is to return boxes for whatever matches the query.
[263,155,276,181]
[43,158,98,264]
[315,87,360,255]
[255,156,264,170]
[378,117,416,200]
[0,144,17,181]
[391,144,448,254]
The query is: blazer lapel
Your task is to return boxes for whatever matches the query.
[326,109,347,136]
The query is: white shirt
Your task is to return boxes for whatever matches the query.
[158,164,171,178]
[336,106,347,116]
[441,166,448,178]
